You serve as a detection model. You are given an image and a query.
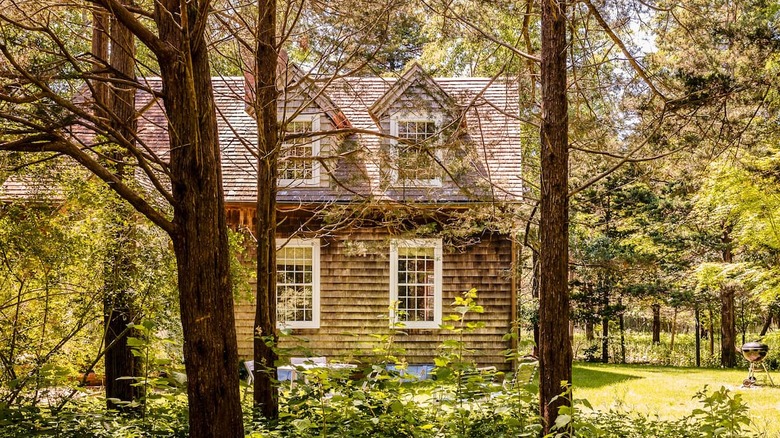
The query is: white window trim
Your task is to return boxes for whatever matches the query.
[389,115,443,187]
[276,238,320,329]
[278,115,321,187]
[389,238,443,329]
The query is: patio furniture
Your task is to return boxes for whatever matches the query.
[290,356,327,366]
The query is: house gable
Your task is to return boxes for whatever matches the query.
[243,52,350,130]
[368,63,456,122]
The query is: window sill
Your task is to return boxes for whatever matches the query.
[278,179,321,188]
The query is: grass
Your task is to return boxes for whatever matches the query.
[573,362,780,437]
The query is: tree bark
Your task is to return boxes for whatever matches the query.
[720,285,737,367]
[618,297,625,364]
[253,0,280,419]
[601,279,609,363]
[601,312,609,364]
[91,11,109,122]
[585,320,594,341]
[720,230,737,368]
[651,303,661,344]
[709,307,715,356]
[102,6,143,412]
[670,308,677,353]
[695,307,701,367]
[538,0,572,433]
[760,311,772,336]
[532,248,540,357]
[155,2,244,436]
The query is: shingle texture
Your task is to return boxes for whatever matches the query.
[2,71,523,205]
[213,73,522,204]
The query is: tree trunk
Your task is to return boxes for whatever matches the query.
[694,307,701,367]
[760,311,772,336]
[538,0,572,432]
[532,249,540,357]
[156,3,244,436]
[709,307,715,356]
[601,281,609,363]
[720,285,737,367]
[618,297,625,364]
[720,232,737,368]
[102,6,143,412]
[90,11,109,121]
[651,303,661,344]
[601,313,609,364]
[253,0,280,419]
[585,320,594,341]
[670,308,677,353]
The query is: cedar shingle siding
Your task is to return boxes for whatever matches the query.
[232,207,515,371]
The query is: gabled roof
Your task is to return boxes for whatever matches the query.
[368,63,456,119]
[318,76,522,205]
[244,53,351,129]
[2,68,523,207]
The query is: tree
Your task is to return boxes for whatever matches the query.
[694,153,780,362]
[252,0,280,419]
[0,172,177,409]
[538,0,572,432]
[1,2,244,435]
[92,3,145,410]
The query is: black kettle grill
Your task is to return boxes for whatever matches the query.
[741,342,774,387]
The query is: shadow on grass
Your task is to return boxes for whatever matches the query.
[573,365,643,389]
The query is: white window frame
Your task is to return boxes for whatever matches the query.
[389,238,443,329]
[278,115,321,187]
[389,115,443,187]
[276,238,320,329]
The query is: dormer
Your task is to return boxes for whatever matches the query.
[369,64,458,187]
[243,51,351,188]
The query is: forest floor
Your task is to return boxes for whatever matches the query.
[573,363,780,436]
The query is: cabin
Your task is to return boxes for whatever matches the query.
[0,60,523,372]
[224,60,523,371]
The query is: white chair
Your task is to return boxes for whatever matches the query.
[244,360,255,385]
[242,360,254,401]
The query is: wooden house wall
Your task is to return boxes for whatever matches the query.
[230,205,516,371]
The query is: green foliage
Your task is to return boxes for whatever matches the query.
[0,167,178,411]
[548,384,756,438]
[0,302,767,438]
[575,331,730,368]
[690,386,754,438]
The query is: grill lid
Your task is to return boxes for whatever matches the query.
[741,342,769,352]
[741,342,769,363]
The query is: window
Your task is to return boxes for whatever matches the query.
[391,119,441,184]
[390,239,443,329]
[279,116,320,185]
[276,238,320,329]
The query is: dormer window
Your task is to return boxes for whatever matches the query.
[279,115,320,185]
[391,118,442,185]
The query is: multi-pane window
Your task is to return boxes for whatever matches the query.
[390,239,443,329]
[395,120,439,182]
[276,239,320,329]
[279,117,319,184]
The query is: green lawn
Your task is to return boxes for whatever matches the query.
[572,363,780,436]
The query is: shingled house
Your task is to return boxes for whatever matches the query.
[0,61,523,371]
[223,61,523,371]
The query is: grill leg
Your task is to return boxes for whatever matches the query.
[761,362,775,387]
[743,363,757,387]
